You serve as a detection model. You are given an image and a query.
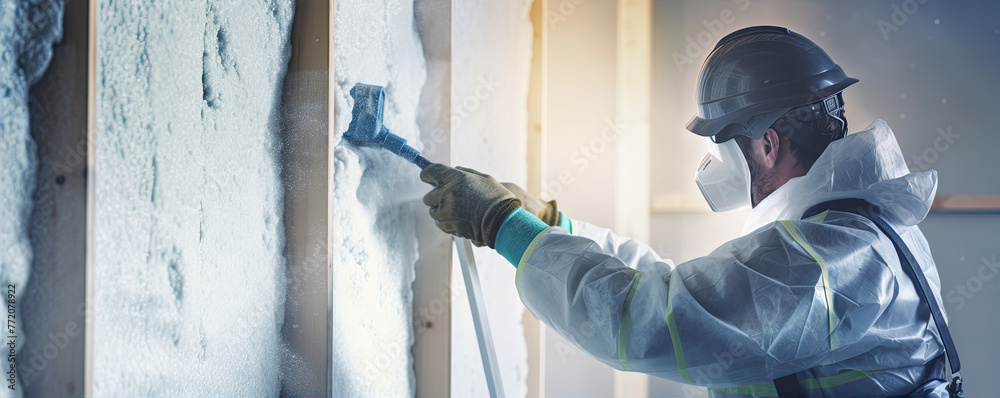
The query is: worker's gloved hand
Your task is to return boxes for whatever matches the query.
[500,182,559,226]
[420,164,522,248]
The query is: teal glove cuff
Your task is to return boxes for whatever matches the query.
[495,207,549,267]
[556,211,573,234]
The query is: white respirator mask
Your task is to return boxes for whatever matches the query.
[695,139,752,212]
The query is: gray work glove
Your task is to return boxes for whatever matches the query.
[420,164,522,248]
[500,182,559,226]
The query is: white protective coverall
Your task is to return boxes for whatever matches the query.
[513,120,950,397]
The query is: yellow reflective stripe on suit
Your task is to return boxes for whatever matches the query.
[780,220,839,351]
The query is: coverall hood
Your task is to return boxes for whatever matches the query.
[744,119,937,234]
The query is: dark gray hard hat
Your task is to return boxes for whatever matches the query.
[686,26,858,142]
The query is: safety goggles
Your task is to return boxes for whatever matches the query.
[709,93,847,144]
[784,93,847,138]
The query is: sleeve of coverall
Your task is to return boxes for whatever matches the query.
[561,215,670,271]
[501,210,897,388]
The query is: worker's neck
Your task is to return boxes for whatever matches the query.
[774,161,809,187]
[752,161,809,208]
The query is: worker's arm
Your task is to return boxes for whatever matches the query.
[501,182,666,270]
[497,208,896,388]
[419,164,894,387]
[559,217,669,271]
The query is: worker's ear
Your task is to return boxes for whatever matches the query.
[760,128,781,169]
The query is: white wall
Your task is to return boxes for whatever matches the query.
[543,0,620,396]
[450,1,534,396]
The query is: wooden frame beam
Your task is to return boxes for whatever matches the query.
[651,193,1000,214]
[85,0,98,394]
[614,0,652,239]
[327,1,336,394]
[650,191,713,214]
[613,0,651,396]
[18,0,92,396]
[931,195,1000,213]
[412,0,453,395]
[527,0,548,199]
[280,0,333,396]
[524,0,548,397]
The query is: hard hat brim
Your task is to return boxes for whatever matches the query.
[686,76,858,140]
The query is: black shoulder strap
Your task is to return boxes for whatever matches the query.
[773,373,805,397]
[803,199,964,397]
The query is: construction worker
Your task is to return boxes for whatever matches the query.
[420,26,962,397]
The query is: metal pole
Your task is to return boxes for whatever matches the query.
[454,237,505,398]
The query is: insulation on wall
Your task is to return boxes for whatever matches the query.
[94,1,294,395]
[0,0,63,396]
[449,0,534,396]
[331,0,427,396]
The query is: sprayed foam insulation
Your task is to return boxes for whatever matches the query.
[93,1,294,395]
[331,0,426,395]
[0,0,63,395]
[2,0,537,395]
